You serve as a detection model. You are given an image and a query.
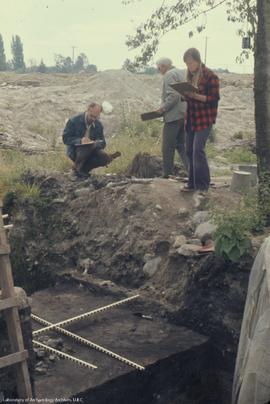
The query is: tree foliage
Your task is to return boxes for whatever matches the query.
[0,34,6,71]
[123,0,257,67]
[37,59,47,73]
[11,35,25,70]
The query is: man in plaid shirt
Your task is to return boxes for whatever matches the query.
[182,48,220,192]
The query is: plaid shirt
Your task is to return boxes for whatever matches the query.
[186,65,220,132]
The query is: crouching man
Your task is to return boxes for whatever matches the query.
[63,102,120,178]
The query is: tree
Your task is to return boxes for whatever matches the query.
[124,0,257,68]
[37,59,47,73]
[11,35,25,70]
[254,0,270,220]
[74,53,89,72]
[54,54,73,73]
[122,58,138,73]
[0,34,6,71]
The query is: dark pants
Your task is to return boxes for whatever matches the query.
[74,147,120,174]
[186,123,212,190]
[162,119,189,177]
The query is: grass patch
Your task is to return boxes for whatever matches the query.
[0,148,70,197]
[223,147,256,164]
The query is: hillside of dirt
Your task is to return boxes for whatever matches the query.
[0,70,254,152]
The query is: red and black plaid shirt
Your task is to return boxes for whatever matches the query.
[186,65,220,132]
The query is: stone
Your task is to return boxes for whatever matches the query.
[177,208,189,219]
[173,235,187,249]
[74,188,93,197]
[143,257,162,277]
[155,204,162,211]
[49,355,56,361]
[192,211,211,227]
[47,338,63,350]
[177,244,200,257]
[52,197,67,204]
[35,366,47,375]
[77,257,95,275]
[195,221,217,242]
[36,349,46,359]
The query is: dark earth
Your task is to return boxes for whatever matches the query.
[2,154,256,403]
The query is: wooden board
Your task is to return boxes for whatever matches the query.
[141,111,163,121]
[0,350,28,369]
[0,297,18,311]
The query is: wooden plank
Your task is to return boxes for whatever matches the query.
[0,244,11,255]
[0,201,33,398]
[0,297,18,311]
[0,350,28,369]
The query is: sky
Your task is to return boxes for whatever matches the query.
[0,0,254,73]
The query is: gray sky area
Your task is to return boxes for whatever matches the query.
[0,0,254,73]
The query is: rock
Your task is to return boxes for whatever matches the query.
[144,253,155,262]
[188,238,201,246]
[173,235,187,249]
[74,188,93,197]
[52,197,67,204]
[36,349,46,359]
[177,208,189,219]
[78,257,95,275]
[193,192,208,209]
[192,211,211,227]
[47,338,63,350]
[177,244,200,257]
[155,204,162,211]
[49,355,56,361]
[143,257,162,277]
[35,366,47,375]
[195,221,217,242]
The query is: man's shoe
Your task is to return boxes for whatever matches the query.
[74,170,90,180]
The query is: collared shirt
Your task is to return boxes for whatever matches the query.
[186,65,220,132]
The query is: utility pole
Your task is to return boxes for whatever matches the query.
[71,46,77,64]
[204,36,209,65]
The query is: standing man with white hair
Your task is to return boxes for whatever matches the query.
[156,57,188,178]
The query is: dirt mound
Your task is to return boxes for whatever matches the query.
[0,70,255,152]
[126,152,186,178]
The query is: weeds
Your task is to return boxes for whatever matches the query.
[223,147,256,164]
[0,149,70,197]
[213,192,266,263]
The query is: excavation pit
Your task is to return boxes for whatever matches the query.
[31,278,212,404]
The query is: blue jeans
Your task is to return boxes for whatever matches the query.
[186,123,212,190]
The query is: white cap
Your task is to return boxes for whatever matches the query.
[102,101,113,114]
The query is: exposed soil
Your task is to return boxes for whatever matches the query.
[2,167,256,403]
[0,70,255,151]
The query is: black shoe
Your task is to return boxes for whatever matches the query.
[74,170,90,180]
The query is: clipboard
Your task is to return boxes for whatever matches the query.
[75,140,102,150]
[141,111,163,121]
[170,82,198,95]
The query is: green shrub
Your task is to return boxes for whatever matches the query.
[213,193,266,263]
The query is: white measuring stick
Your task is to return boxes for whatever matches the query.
[33,295,140,336]
[32,314,145,371]
[33,340,97,370]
